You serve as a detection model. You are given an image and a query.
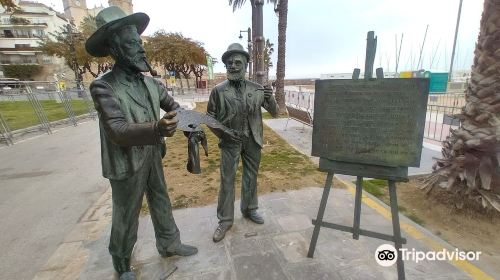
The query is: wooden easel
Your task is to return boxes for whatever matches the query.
[306,31,415,280]
[307,159,408,280]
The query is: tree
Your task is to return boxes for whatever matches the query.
[273,0,288,115]
[228,0,288,115]
[425,0,500,212]
[264,39,274,83]
[0,0,18,12]
[145,31,208,91]
[39,16,113,79]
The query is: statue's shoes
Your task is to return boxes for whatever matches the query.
[213,224,232,243]
[119,271,136,280]
[243,210,264,224]
[161,243,198,257]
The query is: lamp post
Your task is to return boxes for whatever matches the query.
[239,27,252,81]
[254,0,265,85]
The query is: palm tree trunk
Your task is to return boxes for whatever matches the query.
[251,1,257,80]
[430,0,500,212]
[275,0,288,115]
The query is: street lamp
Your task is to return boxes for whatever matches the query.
[239,27,252,81]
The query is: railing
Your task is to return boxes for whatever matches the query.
[0,81,96,146]
[283,87,466,143]
[424,93,464,144]
[284,89,314,129]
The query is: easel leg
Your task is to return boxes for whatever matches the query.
[352,176,363,240]
[307,171,334,258]
[389,180,405,280]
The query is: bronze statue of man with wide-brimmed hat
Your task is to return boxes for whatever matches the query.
[207,43,279,242]
[85,6,197,280]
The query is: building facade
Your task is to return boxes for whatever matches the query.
[0,1,71,80]
[63,0,132,27]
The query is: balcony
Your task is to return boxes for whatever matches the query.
[0,32,46,39]
[0,17,48,27]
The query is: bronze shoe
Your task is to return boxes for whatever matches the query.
[213,224,231,243]
[243,210,264,224]
[161,243,198,257]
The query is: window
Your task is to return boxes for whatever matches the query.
[3,30,13,38]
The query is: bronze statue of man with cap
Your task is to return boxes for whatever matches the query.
[85,6,197,280]
[207,43,279,242]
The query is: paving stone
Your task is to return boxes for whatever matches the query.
[193,269,233,280]
[259,191,289,201]
[231,213,282,237]
[232,251,289,280]
[173,205,218,221]
[93,188,112,206]
[276,214,313,232]
[78,225,115,280]
[227,235,275,256]
[135,261,178,280]
[176,216,217,244]
[41,187,490,280]
[64,219,110,243]
[336,263,385,280]
[284,262,341,280]
[273,232,309,263]
[79,202,112,222]
[262,198,293,216]
[168,240,229,277]
[41,241,84,271]
[33,270,61,280]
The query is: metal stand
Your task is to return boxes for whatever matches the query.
[307,172,406,279]
[0,110,13,145]
[25,84,52,135]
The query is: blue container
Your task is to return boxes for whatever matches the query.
[425,71,448,93]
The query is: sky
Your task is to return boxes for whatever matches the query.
[37,0,485,79]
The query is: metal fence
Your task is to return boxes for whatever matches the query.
[284,90,314,113]
[424,92,465,143]
[283,87,466,143]
[0,81,96,146]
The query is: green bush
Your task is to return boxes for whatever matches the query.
[3,64,42,80]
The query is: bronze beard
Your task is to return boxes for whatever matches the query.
[226,60,247,82]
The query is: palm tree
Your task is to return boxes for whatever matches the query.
[228,0,288,115]
[425,0,500,212]
[273,0,288,115]
[264,39,274,83]
[228,0,257,78]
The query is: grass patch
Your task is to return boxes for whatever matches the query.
[262,111,273,119]
[360,179,386,199]
[0,100,90,130]
[354,179,425,226]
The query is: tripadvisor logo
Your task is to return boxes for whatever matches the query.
[375,244,482,266]
[375,244,398,267]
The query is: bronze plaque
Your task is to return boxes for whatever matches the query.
[311,78,429,167]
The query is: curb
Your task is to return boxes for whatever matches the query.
[334,176,495,280]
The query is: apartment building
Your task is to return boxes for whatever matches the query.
[0,1,71,80]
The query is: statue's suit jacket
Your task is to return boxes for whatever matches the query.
[207,80,278,147]
[90,66,179,180]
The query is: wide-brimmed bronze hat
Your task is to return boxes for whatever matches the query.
[85,6,149,57]
[221,43,250,65]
